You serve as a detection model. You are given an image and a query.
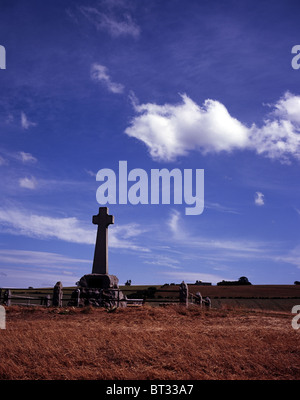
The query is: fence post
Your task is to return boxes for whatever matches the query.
[45,294,51,307]
[179,281,188,307]
[75,288,80,307]
[3,289,11,306]
[53,281,63,307]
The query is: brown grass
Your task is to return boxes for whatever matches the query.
[0,305,299,380]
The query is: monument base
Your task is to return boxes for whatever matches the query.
[68,273,127,308]
[78,273,119,289]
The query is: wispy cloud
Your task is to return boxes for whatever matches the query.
[19,176,37,189]
[91,63,124,94]
[0,249,91,288]
[254,191,265,206]
[0,208,149,252]
[85,169,97,177]
[21,112,37,130]
[0,208,92,243]
[79,6,140,38]
[205,202,240,214]
[163,210,287,268]
[18,151,37,163]
[125,92,300,163]
[168,209,180,234]
[0,249,89,268]
[141,253,182,269]
[0,155,7,166]
[0,150,37,166]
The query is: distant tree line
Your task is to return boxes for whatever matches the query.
[217,276,252,286]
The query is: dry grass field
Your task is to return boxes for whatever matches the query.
[0,305,300,380]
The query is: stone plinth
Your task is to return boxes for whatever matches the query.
[78,273,119,289]
[68,273,127,308]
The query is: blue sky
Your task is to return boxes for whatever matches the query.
[1,0,300,287]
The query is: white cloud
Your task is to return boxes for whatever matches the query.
[0,208,92,243]
[0,249,89,268]
[0,250,86,288]
[143,256,181,269]
[21,112,37,130]
[18,151,37,163]
[272,91,300,124]
[205,202,240,214]
[0,150,36,166]
[91,63,124,94]
[19,176,37,189]
[85,169,97,177]
[0,208,148,252]
[125,92,300,163]
[254,192,265,206]
[125,94,249,161]
[168,209,180,234]
[166,209,266,256]
[110,224,149,251]
[79,6,140,38]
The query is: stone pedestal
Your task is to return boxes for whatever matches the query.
[68,273,127,308]
[78,273,119,289]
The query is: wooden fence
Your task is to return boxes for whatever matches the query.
[0,286,210,308]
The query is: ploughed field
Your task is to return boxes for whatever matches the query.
[0,305,299,380]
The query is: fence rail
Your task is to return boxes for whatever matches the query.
[0,285,208,308]
[0,290,51,307]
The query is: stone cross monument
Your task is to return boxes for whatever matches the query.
[92,207,114,275]
[69,206,126,307]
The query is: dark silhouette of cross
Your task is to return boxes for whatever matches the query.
[92,207,114,274]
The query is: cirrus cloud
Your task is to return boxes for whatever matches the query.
[91,63,124,94]
[0,208,149,252]
[79,6,140,38]
[21,112,37,130]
